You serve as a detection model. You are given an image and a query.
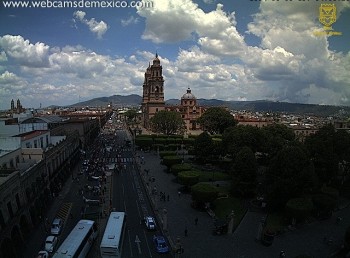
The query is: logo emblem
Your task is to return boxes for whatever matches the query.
[319,4,337,28]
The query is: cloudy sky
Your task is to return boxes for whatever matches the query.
[0,0,349,110]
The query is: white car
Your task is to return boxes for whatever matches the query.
[50,218,63,235]
[44,235,58,253]
[144,216,156,230]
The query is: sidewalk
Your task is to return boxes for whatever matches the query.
[136,150,350,258]
[136,150,236,258]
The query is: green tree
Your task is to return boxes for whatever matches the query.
[233,146,257,183]
[124,109,138,124]
[222,125,262,158]
[305,124,339,184]
[260,124,296,158]
[150,110,184,135]
[266,145,317,210]
[197,107,237,134]
[194,132,213,163]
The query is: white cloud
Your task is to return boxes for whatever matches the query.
[0,51,7,62]
[1,0,350,109]
[121,16,139,26]
[73,10,108,39]
[137,1,245,56]
[0,35,49,67]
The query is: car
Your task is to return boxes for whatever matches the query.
[36,250,49,258]
[144,216,156,230]
[153,235,169,253]
[44,235,58,253]
[50,218,63,235]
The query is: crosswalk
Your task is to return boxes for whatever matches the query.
[102,157,134,163]
[56,202,73,223]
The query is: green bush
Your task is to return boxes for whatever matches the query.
[162,155,182,169]
[183,137,195,145]
[159,151,177,159]
[166,144,181,151]
[171,163,192,176]
[191,182,219,203]
[285,198,313,222]
[154,138,167,145]
[152,144,165,151]
[312,193,337,212]
[321,186,339,200]
[135,137,153,148]
[178,170,200,187]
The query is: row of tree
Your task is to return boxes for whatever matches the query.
[137,107,350,212]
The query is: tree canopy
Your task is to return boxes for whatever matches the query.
[197,107,237,134]
[305,124,350,184]
[222,125,262,157]
[233,146,257,183]
[194,131,214,162]
[124,109,138,123]
[266,145,317,210]
[150,110,184,135]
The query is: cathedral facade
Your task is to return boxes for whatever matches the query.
[141,54,165,129]
[141,55,206,132]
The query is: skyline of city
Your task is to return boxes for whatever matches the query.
[1,0,350,110]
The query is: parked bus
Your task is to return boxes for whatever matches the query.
[100,212,126,258]
[52,219,98,258]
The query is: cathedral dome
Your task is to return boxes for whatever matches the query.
[181,88,196,100]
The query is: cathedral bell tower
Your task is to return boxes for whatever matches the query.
[141,53,165,128]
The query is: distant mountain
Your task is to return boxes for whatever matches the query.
[70,94,142,107]
[69,94,350,117]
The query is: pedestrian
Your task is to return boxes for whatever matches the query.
[184,228,188,237]
[279,251,286,258]
[195,217,198,225]
[167,194,170,201]
[178,191,181,198]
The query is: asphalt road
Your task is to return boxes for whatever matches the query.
[112,130,172,258]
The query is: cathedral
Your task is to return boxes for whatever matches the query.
[10,99,25,114]
[141,54,206,132]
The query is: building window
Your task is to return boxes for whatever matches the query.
[156,108,158,112]
[40,137,44,148]
[34,140,38,148]
[9,159,14,168]
[26,142,30,148]
[16,156,19,165]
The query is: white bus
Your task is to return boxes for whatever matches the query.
[100,212,126,258]
[52,219,98,258]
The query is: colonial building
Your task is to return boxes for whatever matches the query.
[141,53,165,128]
[141,55,206,132]
[165,88,206,131]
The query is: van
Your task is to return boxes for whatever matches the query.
[50,218,63,235]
